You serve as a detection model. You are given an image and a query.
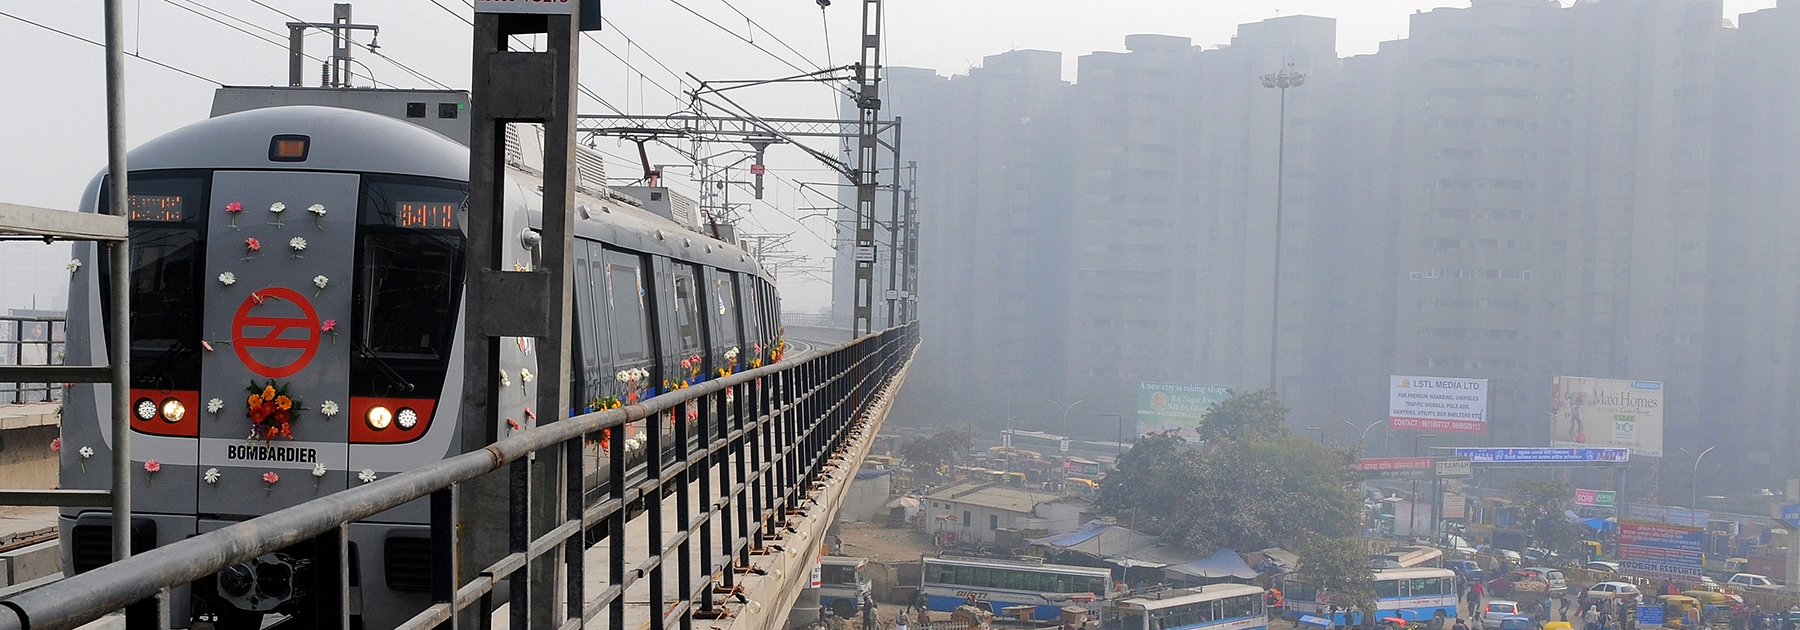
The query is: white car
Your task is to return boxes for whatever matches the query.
[1479,600,1520,629]
[1587,581,1642,599]
[1727,573,1779,590]
[1525,567,1568,592]
[1585,561,1621,573]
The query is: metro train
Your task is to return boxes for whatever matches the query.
[60,103,783,630]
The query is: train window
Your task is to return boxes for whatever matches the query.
[352,176,466,397]
[741,282,762,354]
[605,253,651,363]
[574,240,613,405]
[97,171,209,391]
[671,265,703,359]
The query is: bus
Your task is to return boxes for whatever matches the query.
[921,556,1114,621]
[1284,567,1458,629]
[1102,584,1267,630]
[819,556,873,618]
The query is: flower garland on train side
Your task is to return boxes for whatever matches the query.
[246,379,304,443]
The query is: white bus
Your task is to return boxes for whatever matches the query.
[921,556,1113,621]
[818,556,872,618]
[1284,567,1458,629]
[1102,584,1267,630]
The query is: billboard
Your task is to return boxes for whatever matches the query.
[1454,447,1630,463]
[1357,457,1436,479]
[1389,376,1488,433]
[1574,489,1617,508]
[1550,377,1664,457]
[1618,521,1704,581]
[1136,382,1232,439]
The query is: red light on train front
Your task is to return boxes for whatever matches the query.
[366,405,393,430]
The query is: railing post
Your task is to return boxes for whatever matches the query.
[646,405,665,630]
[429,489,456,630]
[608,418,626,629]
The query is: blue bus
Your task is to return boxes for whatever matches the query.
[818,556,872,618]
[1102,584,1267,630]
[1284,566,1458,629]
[921,555,1113,621]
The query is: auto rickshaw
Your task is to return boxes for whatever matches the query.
[1660,595,1699,628]
[1680,591,1741,606]
[1544,621,1573,630]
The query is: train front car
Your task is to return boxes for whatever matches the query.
[62,106,478,630]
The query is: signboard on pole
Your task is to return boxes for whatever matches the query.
[1618,521,1704,581]
[1550,377,1664,457]
[1575,489,1618,508]
[1443,494,1467,519]
[1135,382,1231,439]
[1637,607,1665,626]
[1782,504,1800,529]
[1358,457,1436,479]
[1435,459,1472,478]
[1389,375,1488,433]
[1454,447,1630,463]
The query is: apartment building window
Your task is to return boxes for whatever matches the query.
[990,515,999,530]
[963,511,971,527]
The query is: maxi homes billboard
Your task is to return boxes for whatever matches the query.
[1550,377,1664,457]
[1389,376,1488,433]
[1137,382,1231,439]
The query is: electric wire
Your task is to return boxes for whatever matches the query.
[244,0,452,90]
[0,9,222,85]
[711,0,824,71]
[663,0,814,76]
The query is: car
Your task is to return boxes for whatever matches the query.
[1498,549,1524,563]
[1523,548,1559,564]
[1448,559,1485,581]
[1584,561,1621,574]
[1479,601,1521,629]
[1498,616,1537,630]
[1726,573,1779,591]
[1487,571,1550,598]
[1587,581,1642,599]
[1697,576,1722,592]
[1524,567,1568,592]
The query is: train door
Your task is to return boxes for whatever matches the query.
[196,171,358,515]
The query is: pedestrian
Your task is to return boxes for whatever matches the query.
[1585,603,1600,629]
[897,611,910,630]
[1455,618,1470,630]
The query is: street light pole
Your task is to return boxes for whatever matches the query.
[1412,434,1438,540]
[1345,419,1384,453]
[1046,399,1085,439]
[1260,63,1305,392]
[1692,446,1715,513]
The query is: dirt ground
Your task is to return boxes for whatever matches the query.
[835,520,937,566]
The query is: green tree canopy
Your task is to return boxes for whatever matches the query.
[1510,478,1585,556]
[1298,537,1376,615]
[1100,390,1363,552]
[899,429,972,478]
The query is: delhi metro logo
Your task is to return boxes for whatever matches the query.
[231,287,321,378]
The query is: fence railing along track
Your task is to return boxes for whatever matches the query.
[0,322,917,630]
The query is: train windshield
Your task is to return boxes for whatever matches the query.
[352,175,467,397]
[98,171,209,391]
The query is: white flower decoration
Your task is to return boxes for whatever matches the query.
[207,398,224,414]
[499,370,511,387]
[308,204,326,216]
[313,275,329,289]
[358,469,378,483]
[320,400,339,418]
[289,237,307,252]
[312,463,327,478]
[78,446,94,459]
[218,272,236,286]
[616,370,630,383]
[520,368,534,383]
[67,259,82,274]
[269,202,286,213]
[204,468,221,484]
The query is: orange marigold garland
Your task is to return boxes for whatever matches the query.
[245,379,304,443]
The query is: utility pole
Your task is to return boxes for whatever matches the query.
[885,119,904,328]
[463,3,585,629]
[903,160,919,323]
[1259,63,1304,391]
[285,4,379,88]
[851,0,884,337]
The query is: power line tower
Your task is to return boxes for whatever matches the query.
[850,0,884,338]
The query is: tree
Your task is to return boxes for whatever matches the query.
[1100,391,1363,552]
[899,429,972,478]
[1510,478,1585,556]
[1298,537,1376,621]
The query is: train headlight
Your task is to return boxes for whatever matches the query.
[160,398,186,423]
[134,398,157,422]
[366,405,393,430]
[396,407,419,430]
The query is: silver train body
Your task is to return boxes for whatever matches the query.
[61,105,781,629]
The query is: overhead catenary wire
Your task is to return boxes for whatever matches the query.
[0,9,221,85]
[663,0,816,76]
[244,0,453,90]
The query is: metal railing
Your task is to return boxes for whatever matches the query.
[0,316,66,404]
[0,322,918,630]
